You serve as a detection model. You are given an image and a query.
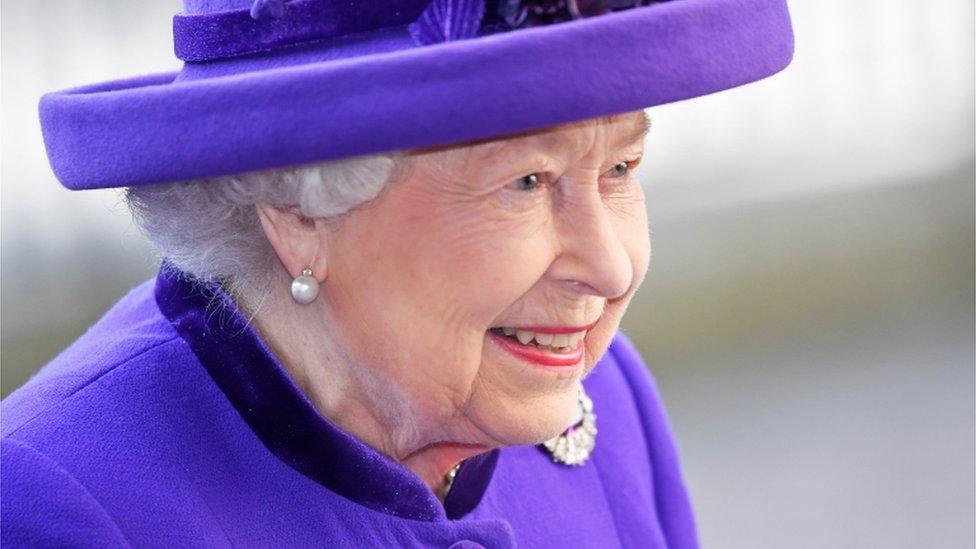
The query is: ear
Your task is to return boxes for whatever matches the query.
[256,203,329,282]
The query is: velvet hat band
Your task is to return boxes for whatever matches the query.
[173,0,661,62]
[174,0,430,62]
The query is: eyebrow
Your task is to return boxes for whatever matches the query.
[463,111,652,168]
[616,111,651,146]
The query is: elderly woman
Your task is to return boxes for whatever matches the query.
[1,0,792,546]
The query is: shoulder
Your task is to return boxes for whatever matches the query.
[586,330,700,548]
[1,438,129,546]
[0,278,202,545]
[1,278,182,438]
[589,329,678,444]
[0,278,234,545]
[604,330,682,452]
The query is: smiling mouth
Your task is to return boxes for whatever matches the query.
[487,327,585,353]
[486,327,588,367]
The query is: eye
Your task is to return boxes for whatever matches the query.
[513,173,541,191]
[607,161,631,179]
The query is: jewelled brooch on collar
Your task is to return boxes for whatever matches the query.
[541,386,597,466]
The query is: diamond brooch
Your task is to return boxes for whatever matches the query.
[540,385,597,466]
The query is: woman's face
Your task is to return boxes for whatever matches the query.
[323,110,651,448]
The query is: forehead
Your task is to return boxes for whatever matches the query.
[406,111,650,172]
[469,110,649,160]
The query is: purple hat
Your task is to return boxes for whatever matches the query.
[39,0,794,190]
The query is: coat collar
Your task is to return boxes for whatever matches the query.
[154,263,498,521]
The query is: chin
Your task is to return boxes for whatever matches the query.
[465,385,580,447]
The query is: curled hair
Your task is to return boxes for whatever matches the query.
[125,153,400,299]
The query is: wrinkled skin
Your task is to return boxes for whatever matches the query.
[254,110,652,496]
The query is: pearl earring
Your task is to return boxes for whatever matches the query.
[291,267,319,305]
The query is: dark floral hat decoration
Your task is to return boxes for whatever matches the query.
[39,0,794,190]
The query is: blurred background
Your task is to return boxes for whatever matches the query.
[2,1,973,547]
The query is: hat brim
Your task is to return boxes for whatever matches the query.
[40,0,794,190]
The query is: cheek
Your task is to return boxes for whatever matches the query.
[326,189,555,396]
[390,181,555,329]
[609,187,651,283]
[433,213,556,331]
[625,211,651,284]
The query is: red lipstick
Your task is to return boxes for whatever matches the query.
[487,330,585,367]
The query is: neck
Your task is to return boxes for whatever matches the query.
[242,281,489,498]
[402,442,490,501]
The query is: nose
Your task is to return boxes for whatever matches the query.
[548,185,634,300]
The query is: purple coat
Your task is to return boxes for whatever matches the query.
[1,265,699,547]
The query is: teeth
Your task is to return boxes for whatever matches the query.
[499,327,587,350]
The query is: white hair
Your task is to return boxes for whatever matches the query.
[124,153,401,299]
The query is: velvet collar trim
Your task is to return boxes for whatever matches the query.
[153,263,498,521]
